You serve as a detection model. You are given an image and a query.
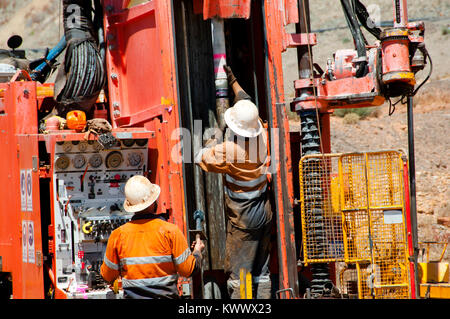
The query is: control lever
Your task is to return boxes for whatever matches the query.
[189,210,206,298]
[88,175,95,199]
[189,210,206,241]
[98,132,117,149]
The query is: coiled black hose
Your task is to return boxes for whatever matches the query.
[54,0,105,117]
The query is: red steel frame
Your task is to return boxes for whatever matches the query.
[103,0,187,235]
[0,80,44,298]
[102,0,302,298]
[403,156,417,298]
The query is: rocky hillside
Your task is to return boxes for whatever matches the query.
[0,0,60,50]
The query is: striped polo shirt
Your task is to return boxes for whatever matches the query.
[100,217,196,298]
[196,132,271,229]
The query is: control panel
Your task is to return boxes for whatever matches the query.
[52,137,149,298]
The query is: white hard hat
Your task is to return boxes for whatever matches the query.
[224,100,264,138]
[123,175,161,213]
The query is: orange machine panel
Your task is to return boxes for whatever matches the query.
[103,0,187,233]
[0,81,45,298]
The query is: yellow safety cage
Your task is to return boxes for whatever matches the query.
[299,150,411,299]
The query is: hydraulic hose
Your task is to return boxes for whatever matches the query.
[54,0,105,117]
[30,36,67,82]
[340,0,368,77]
[354,0,382,40]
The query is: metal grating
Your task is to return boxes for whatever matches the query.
[340,151,410,299]
[342,210,371,262]
[366,152,404,208]
[300,151,411,299]
[299,154,344,264]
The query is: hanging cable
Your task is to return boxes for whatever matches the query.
[412,49,433,96]
[340,0,368,77]
[54,0,105,117]
[387,47,432,115]
[354,0,382,40]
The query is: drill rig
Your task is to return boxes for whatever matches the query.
[0,0,429,299]
[291,0,429,299]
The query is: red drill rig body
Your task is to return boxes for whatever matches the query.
[0,0,428,299]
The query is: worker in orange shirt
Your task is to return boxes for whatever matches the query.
[195,66,272,299]
[100,175,205,299]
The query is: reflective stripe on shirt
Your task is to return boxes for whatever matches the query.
[122,274,178,288]
[120,255,172,266]
[173,248,191,266]
[225,183,267,200]
[104,255,119,271]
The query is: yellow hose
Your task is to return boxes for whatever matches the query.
[82,221,93,234]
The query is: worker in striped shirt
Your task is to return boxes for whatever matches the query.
[195,66,272,299]
[100,175,205,299]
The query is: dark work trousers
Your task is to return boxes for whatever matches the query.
[224,220,272,299]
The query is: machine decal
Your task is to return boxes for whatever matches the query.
[22,221,27,263]
[20,169,26,211]
[27,221,35,264]
[26,169,32,211]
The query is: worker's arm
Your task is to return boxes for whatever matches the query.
[190,239,205,276]
[171,227,204,278]
[195,140,231,174]
[100,230,121,283]
[224,65,252,103]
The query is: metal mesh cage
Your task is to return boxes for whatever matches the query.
[299,150,411,299]
[299,154,344,263]
[340,151,410,299]
[366,152,404,208]
[342,210,371,262]
[340,154,367,210]
[337,263,359,297]
[357,261,409,299]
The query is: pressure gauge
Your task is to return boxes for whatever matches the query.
[62,142,72,152]
[73,154,86,169]
[89,154,103,168]
[55,155,70,170]
[105,151,123,169]
[127,151,143,167]
[78,141,88,152]
[122,139,135,147]
[136,139,147,147]
[93,141,103,152]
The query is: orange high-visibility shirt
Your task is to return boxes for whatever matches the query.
[100,217,196,298]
